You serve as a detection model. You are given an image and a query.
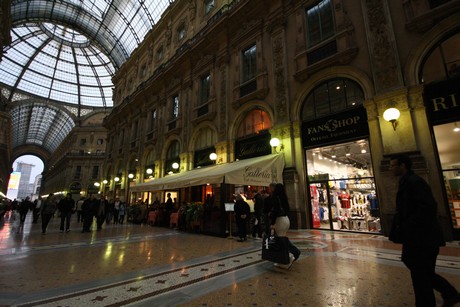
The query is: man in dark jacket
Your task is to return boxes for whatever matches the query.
[234,194,250,242]
[389,154,460,307]
[58,193,75,233]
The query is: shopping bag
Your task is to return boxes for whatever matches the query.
[261,233,290,264]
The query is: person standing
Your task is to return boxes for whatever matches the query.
[165,193,173,227]
[234,194,250,242]
[40,194,57,234]
[262,183,277,237]
[76,197,84,223]
[32,197,42,224]
[389,154,460,307]
[252,192,263,239]
[58,193,75,233]
[96,195,107,231]
[118,202,126,224]
[113,197,120,224]
[17,197,32,233]
[81,195,95,233]
[267,183,300,269]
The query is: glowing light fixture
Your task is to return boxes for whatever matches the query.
[128,173,134,179]
[270,137,283,152]
[146,168,153,174]
[209,153,217,161]
[114,177,120,182]
[172,162,179,169]
[383,107,400,131]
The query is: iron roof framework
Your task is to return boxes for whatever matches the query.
[0,0,172,154]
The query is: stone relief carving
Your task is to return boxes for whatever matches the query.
[364,0,403,93]
[272,35,287,121]
[219,65,227,139]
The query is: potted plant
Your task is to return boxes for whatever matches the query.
[186,202,203,231]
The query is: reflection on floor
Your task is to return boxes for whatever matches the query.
[1,212,460,306]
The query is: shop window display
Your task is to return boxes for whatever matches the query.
[306,139,381,233]
[433,123,460,229]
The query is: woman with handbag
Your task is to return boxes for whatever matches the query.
[268,183,300,268]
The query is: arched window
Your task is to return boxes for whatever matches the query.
[237,109,272,138]
[420,32,460,84]
[165,141,180,174]
[194,127,217,168]
[195,127,216,150]
[301,78,364,121]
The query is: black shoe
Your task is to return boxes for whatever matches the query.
[443,293,460,307]
[294,251,301,261]
[237,238,244,242]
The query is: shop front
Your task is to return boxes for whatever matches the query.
[424,77,460,239]
[130,153,285,236]
[302,107,381,233]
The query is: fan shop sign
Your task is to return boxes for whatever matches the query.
[302,108,369,148]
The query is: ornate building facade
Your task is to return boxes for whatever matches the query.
[41,111,108,200]
[102,0,460,239]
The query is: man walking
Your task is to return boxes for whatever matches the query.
[58,193,75,233]
[389,154,460,307]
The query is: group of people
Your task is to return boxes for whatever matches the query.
[234,183,301,269]
[9,193,128,234]
[79,195,127,233]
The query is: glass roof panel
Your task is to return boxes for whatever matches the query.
[4,0,173,154]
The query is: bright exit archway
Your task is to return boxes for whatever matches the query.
[7,155,44,201]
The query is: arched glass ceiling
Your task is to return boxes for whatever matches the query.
[0,0,172,108]
[10,101,76,153]
[0,0,172,155]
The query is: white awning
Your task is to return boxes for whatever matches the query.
[130,153,285,192]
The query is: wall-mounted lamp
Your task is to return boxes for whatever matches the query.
[453,123,460,132]
[383,107,400,131]
[209,152,217,161]
[270,137,283,152]
[172,162,179,170]
[94,182,100,187]
[102,179,108,184]
[114,176,120,182]
[128,173,134,179]
[146,168,153,175]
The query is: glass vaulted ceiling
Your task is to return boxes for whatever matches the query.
[0,0,172,153]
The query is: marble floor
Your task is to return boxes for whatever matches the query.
[1,212,460,307]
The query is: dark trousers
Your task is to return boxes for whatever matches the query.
[77,211,82,223]
[252,215,262,238]
[236,218,247,239]
[60,211,72,231]
[96,215,105,230]
[113,210,119,224]
[287,238,301,259]
[82,212,93,232]
[402,245,458,306]
[33,208,40,223]
[41,213,53,233]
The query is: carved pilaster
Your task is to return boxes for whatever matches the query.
[272,33,288,122]
[219,65,228,140]
[362,0,404,93]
